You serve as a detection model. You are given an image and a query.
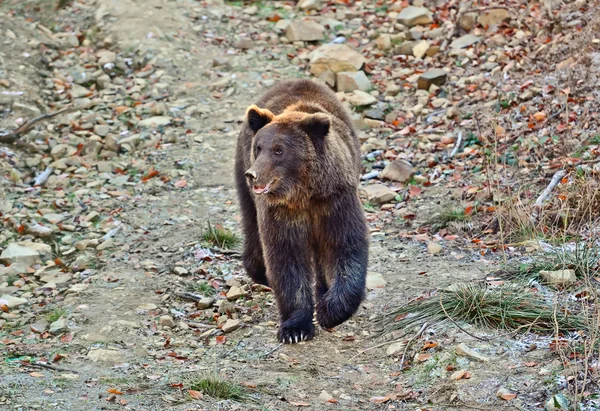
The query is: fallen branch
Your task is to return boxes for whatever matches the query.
[399,322,428,368]
[0,102,97,144]
[28,361,79,374]
[33,167,53,187]
[262,343,283,358]
[533,169,567,210]
[450,131,463,157]
[439,294,488,342]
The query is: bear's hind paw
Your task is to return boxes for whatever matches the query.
[277,320,315,344]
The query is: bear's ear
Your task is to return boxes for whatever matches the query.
[299,113,330,141]
[246,105,274,133]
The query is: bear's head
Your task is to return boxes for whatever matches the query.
[244,105,330,199]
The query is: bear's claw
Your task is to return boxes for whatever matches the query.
[278,320,315,344]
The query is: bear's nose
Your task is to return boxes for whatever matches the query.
[245,169,257,181]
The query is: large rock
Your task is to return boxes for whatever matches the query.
[478,9,510,28]
[0,294,28,308]
[337,71,371,92]
[450,34,480,49]
[417,69,447,90]
[0,243,47,266]
[87,349,124,364]
[397,6,433,27]
[286,19,325,42]
[346,90,377,107]
[222,318,242,333]
[309,44,365,77]
[380,159,414,183]
[363,184,396,204]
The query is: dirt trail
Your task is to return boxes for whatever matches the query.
[2,0,595,410]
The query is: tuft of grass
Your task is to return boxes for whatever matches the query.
[202,222,238,249]
[46,307,67,323]
[188,281,216,296]
[380,283,586,335]
[5,274,19,286]
[186,374,249,401]
[429,207,472,231]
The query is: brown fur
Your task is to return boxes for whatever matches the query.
[234,79,369,344]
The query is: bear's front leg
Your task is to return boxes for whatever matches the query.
[258,207,315,344]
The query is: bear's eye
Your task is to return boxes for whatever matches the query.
[256,145,262,155]
[274,147,284,156]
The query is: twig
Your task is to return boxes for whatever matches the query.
[28,361,79,373]
[32,167,53,187]
[450,131,463,157]
[399,322,428,368]
[0,102,97,144]
[262,343,283,358]
[533,169,567,209]
[439,294,489,342]
[175,292,205,302]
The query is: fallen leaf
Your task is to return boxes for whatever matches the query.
[215,335,226,345]
[500,393,517,401]
[241,382,257,389]
[60,334,73,344]
[30,372,44,378]
[450,369,470,380]
[524,362,538,367]
[188,390,203,400]
[107,388,123,395]
[409,185,422,197]
[416,353,431,362]
[370,396,390,404]
[533,112,547,121]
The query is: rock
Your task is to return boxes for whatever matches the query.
[297,0,321,10]
[70,84,90,99]
[0,294,28,308]
[319,390,334,402]
[68,284,89,294]
[395,41,416,56]
[87,349,124,364]
[427,242,443,255]
[450,34,480,49]
[0,243,42,266]
[138,116,171,128]
[478,9,510,28]
[386,341,405,356]
[235,37,253,50]
[496,387,516,400]
[173,266,189,275]
[227,285,248,301]
[49,317,68,334]
[364,106,384,120]
[96,50,116,66]
[417,69,447,90]
[137,303,157,310]
[337,71,371,92]
[197,297,214,309]
[412,40,429,59]
[376,34,392,50]
[366,272,387,290]
[456,343,490,362]
[159,315,175,328]
[318,69,336,87]
[380,159,414,182]
[286,19,325,42]
[96,238,114,251]
[309,44,365,77]
[545,394,569,411]
[363,184,396,204]
[396,6,433,27]
[104,135,120,152]
[459,12,478,31]
[346,90,377,106]
[539,269,576,287]
[51,144,77,159]
[385,82,400,96]
[30,321,48,334]
[222,318,242,333]
[94,124,110,137]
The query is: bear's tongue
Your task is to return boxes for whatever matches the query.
[253,184,268,194]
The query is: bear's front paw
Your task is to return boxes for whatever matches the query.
[277,318,315,344]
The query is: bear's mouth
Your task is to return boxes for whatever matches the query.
[253,180,273,195]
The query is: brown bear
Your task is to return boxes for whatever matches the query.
[234,79,369,344]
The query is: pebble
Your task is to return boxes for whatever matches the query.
[427,242,443,255]
[159,315,175,328]
[362,184,396,204]
[456,343,490,362]
[227,285,248,301]
[221,318,242,333]
[87,349,124,363]
[380,159,414,183]
[366,272,387,289]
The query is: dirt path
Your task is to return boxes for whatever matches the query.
[2,0,598,410]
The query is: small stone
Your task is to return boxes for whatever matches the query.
[222,318,242,333]
[346,90,377,107]
[459,12,478,31]
[363,184,396,204]
[68,284,89,294]
[49,317,68,334]
[450,34,480,49]
[336,71,371,92]
[227,285,248,301]
[478,9,510,28]
[319,390,334,402]
[366,272,387,290]
[376,34,392,50]
[545,394,569,411]
[395,41,416,56]
[496,386,516,400]
[196,297,213,309]
[96,238,114,251]
[70,84,90,99]
[173,266,189,275]
[412,40,429,59]
[235,37,253,50]
[96,50,117,66]
[30,321,48,334]
[386,341,405,356]
[159,315,175,328]
[94,124,110,137]
[364,106,384,120]
[87,349,124,363]
[427,242,443,255]
[309,44,365,77]
[285,19,325,42]
[397,6,433,27]
[137,303,158,310]
[385,82,400,96]
[297,0,321,10]
[0,294,28,308]
[381,159,414,183]
[417,69,447,90]
[0,243,41,266]
[456,343,490,362]
[138,116,171,128]
[539,269,577,287]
